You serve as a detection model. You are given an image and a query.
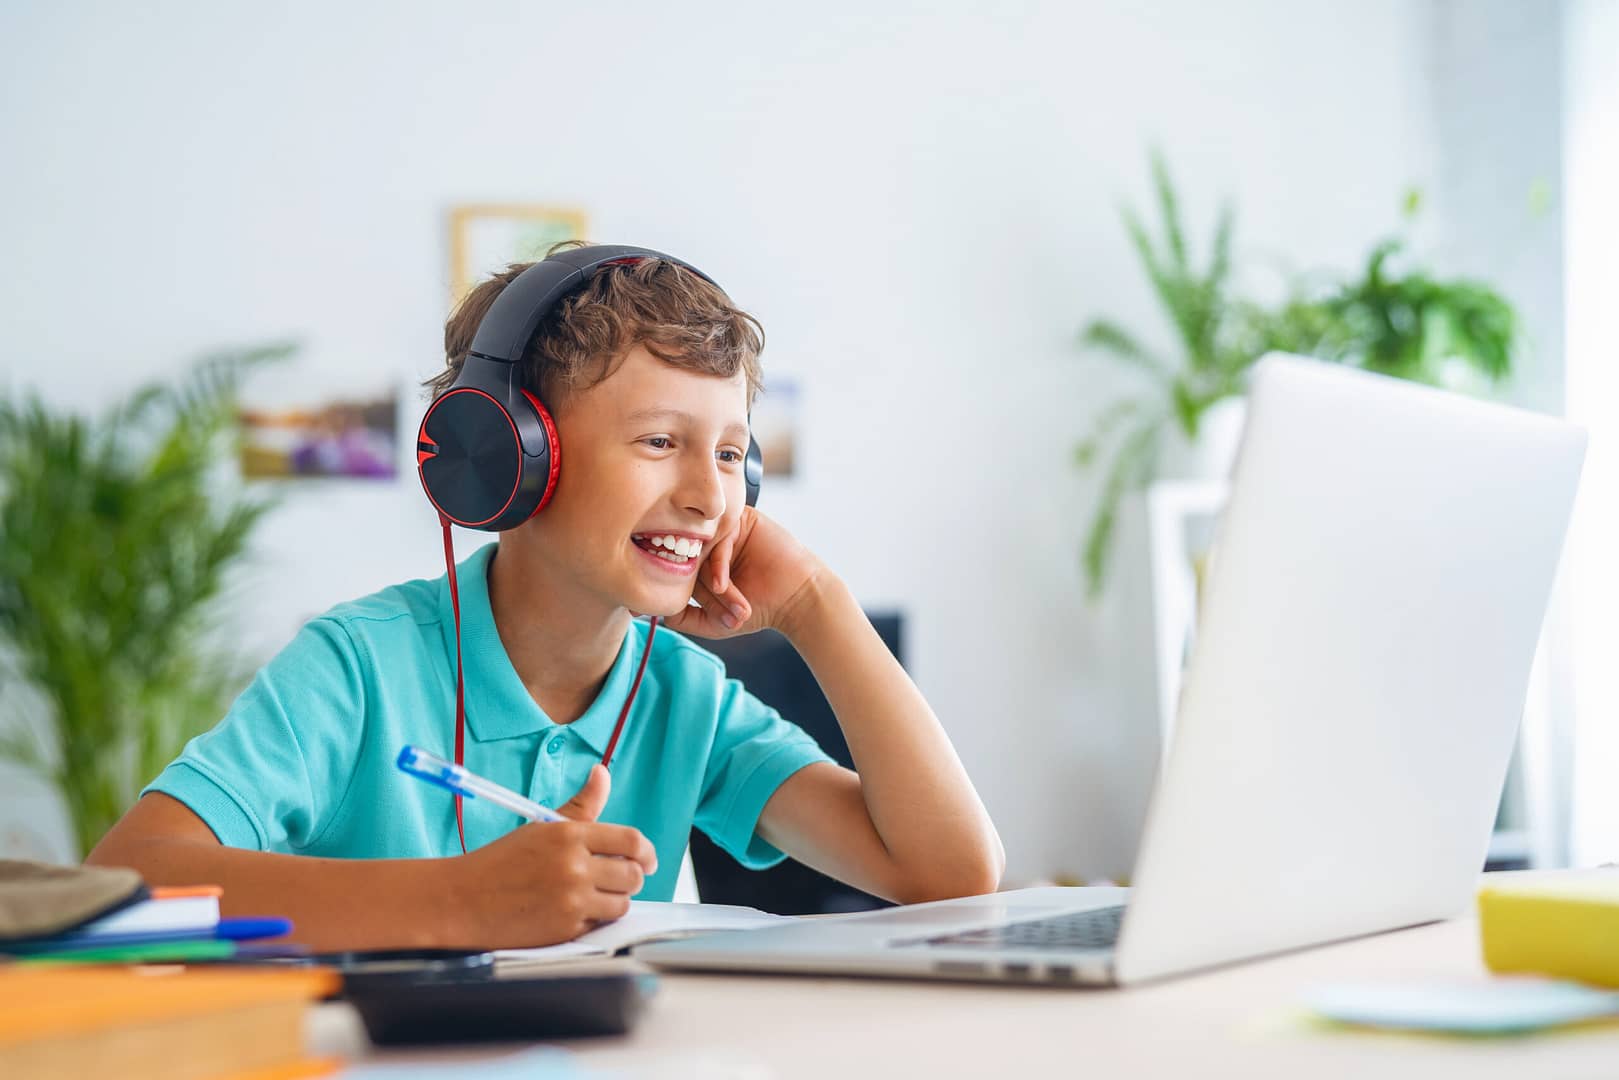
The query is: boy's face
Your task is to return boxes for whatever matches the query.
[524,343,752,618]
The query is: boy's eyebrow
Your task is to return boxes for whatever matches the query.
[624,407,749,438]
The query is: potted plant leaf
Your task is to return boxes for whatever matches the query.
[1076,159,1521,600]
[1074,151,1258,600]
[0,343,292,857]
[1259,233,1517,390]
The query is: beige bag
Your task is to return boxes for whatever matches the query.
[0,859,144,941]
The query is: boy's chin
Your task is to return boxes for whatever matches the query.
[632,589,696,620]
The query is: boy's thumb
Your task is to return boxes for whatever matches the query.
[558,763,610,822]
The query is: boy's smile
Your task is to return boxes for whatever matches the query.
[629,531,709,576]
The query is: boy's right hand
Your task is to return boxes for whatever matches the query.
[451,764,658,948]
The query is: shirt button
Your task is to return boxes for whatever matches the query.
[546,736,565,755]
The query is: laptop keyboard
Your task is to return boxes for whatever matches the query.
[898,904,1127,952]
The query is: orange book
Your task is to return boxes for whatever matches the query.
[148,885,225,900]
[0,965,340,1080]
[222,1058,343,1080]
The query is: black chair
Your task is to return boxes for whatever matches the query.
[688,613,902,915]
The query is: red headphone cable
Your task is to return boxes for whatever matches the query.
[439,514,657,854]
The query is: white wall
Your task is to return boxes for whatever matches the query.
[1428,0,1571,868]
[1,1,1457,881]
[1563,0,1619,868]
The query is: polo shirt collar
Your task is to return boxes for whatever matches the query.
[437,542,644,750]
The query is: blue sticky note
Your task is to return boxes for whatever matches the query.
[340,1047,581,1079]
[1306,978,1619,1035]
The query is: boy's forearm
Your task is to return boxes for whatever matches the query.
[87,835,462,953]
[778,571,1005,896]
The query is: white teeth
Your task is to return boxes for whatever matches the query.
[639,534,702,558]
[635,533,703,563]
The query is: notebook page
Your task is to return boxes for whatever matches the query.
[494,901,791,964]
[71,894,222,937]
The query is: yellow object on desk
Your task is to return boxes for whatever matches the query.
[1479,869,1619,988]
[0,965,340,1080]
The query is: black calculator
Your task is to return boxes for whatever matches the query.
[340,963,655,1045]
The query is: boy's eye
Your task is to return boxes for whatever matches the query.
[643,437,742,463]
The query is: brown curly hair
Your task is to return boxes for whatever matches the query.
[425,241,764,409]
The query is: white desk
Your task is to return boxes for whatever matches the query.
[311,913,1619,1078]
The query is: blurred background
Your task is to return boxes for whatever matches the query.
[1,1,1614,901]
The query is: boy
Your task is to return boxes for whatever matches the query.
[88,246,1004,951]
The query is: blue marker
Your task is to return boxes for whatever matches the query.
[396,745,566,823]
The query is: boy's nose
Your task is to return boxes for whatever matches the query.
[679,459,727,521]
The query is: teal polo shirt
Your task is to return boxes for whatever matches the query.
[144,541,832,900]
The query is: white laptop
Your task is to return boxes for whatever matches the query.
[636,354,1588,987]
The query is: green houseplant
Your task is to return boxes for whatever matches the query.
[1074,151,1259,600]
[1075,159,1520,600]
[0,344,292,856]
[1256,235,1517,389]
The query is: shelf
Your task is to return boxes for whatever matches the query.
[1488,829,1532,863]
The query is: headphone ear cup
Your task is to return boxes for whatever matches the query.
[418,387,526,528]
[417,385,562,530]
[744,433,763,508]
[516,388,562,520]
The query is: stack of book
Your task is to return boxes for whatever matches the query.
[0,965,339,1079]
[0,884,298,965]
[0,862,331,1076]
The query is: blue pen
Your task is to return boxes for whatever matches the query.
[215,916,294,941]
[396,745,566,823]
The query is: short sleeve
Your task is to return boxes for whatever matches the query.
[142,617,367,852]
[693,677,834,869]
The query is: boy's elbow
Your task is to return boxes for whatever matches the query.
[950,857,1005,900]
[894,843,1005,905]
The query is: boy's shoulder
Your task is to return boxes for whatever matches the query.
[641,625,761,720]
[314,572,444,640]
[643,622,755,697]
[646,621,725,673]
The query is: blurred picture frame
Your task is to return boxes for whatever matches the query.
[238,390,400,481]
[752,376,800,478]
[448,203,589,303]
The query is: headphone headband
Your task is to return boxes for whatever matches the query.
[420,243,762,532]
[468,244,716,364]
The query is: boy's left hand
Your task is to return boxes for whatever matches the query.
[658,506,826,640]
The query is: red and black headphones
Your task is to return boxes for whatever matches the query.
[416,244,762,852]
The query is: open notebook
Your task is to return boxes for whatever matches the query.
[495,901,791,966]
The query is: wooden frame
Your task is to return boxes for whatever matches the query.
[447,204,589,303]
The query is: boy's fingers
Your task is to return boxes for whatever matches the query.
[590,854,647,896]
[692,578,747,631]
[708,531,737,594]
[584,890,632,926]
[583,822,659,873]
[558,763,610,822]
[688,578,722,626]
